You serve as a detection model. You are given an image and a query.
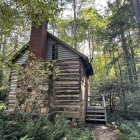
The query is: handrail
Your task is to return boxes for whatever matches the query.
[102,96,106,108]
[88,95,103,98]
[87,95,106,108]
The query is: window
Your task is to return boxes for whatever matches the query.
[52,44,58,60]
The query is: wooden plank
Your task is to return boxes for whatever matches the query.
[10,73,18,76]
[55,84,79,87]
[55,78,79,81]
[55,63,79,66]
[55,111,79,114]
[55,65,80,70]
[55,81,79,85]
[55,95,79,98]
[9,91,16,94]
[57,74,79,77]
[54,102,79,105]
[55,98,79,103]
[60,70,79,75]
[56,59,79,62]
[55,90,79,92]
[55,88,79,91]
[86,118,106,121]
[86,114,105,117]
[86,110,106,113]
[54,104,80,108]
[10,86,17,91]
[55,97,79,100]
[55,91,79,95]
[8,100,16,104]
[8,95,16,98]
[54,57,79,62]
[55,58,79,63]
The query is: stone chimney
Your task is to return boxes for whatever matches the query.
[28,22,48,59]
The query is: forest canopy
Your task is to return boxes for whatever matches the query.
[0,0,140,114]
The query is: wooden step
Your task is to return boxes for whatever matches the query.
[86,114,105,117]
[86,118,107,122]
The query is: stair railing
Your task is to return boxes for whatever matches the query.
[87,96,106,108]
[102,96,106,108]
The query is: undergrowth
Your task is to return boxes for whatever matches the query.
[0,111,93,140]
[108,112,140,140]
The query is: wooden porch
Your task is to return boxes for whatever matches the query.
[86,96,107,123]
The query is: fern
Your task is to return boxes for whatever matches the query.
[0,111,92,140]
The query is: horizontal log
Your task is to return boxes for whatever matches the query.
[57,74,79,77]
[57,58,79,61]
[54,101,79,104]
[10,76,18,79]
[55,110,79,114]
[55,90,79,92]
[8,100,16,104]
[60,71,79,74]
[55,65,80,70]
[55,78,79,81]
[10,89,18,92]
[54,102,79,106]
[55,97,79,100]
[54,102,80,107]
[10,80,18,82]
[55,59,79,63]
[55,95,79,98]
[10,85,17,88]
[55,88,79,91]
[54,108,79,112]
[8,95,16,98]
[54,104,80,108]
[10,87,17,90]
[8,104,15,107]
[10,72,18,76]
[55,81,79,85]
[55,91,79,95]
[55,63,79,66]
[11,71,17,73]
[55,84,80,87]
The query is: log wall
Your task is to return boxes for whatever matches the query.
[79,60,89,122]
[8,52,29,111]
[53,58,82,120]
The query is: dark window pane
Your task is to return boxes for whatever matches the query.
[52,44,58,60]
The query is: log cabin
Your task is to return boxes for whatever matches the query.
[7,23,106,123]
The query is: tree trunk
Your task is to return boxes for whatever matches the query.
[73,0,77,49]
[121,30,134,85]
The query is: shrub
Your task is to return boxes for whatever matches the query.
[0,111,93,140]
[0,88,8,101]
[115,121,140,140]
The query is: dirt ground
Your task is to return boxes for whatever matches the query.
[86,123,116,140]
[93,125,116,140]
